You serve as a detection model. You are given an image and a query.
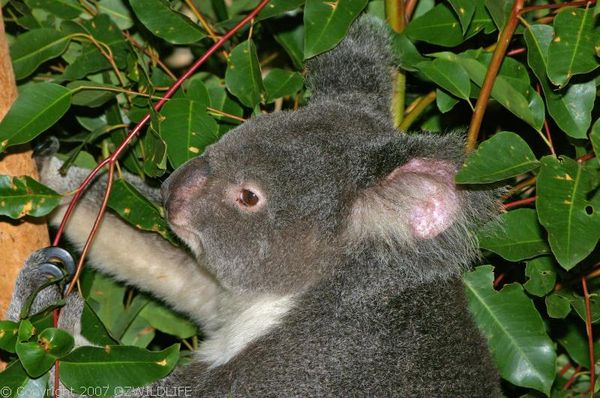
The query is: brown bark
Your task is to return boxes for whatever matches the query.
[0,8,50,320]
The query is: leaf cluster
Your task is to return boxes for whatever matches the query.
[0,0,598,397]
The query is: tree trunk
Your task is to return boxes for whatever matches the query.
[0,9,50,320]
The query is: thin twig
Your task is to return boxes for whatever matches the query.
[466,0,525,152]
[123,32,177,81]
[520,0,596,15]
[398,90,436,131]
[503,196,537,209]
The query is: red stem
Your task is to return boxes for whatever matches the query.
[563,365,583,390]
[503,196,537,209]
[520,0,596,15]
[50,1,271,396]
[582,277,596,396]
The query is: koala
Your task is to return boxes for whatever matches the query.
[6,16,501,397]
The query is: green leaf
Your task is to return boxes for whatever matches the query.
[405,3,464,47]
[524,257,556,297]
[81,302,119,346]
[10,29,70,80]
[545,292,571,319]
[568,291,600,324]
[120,316,155,348]
[303,0,368,59]
[16,328,74,378]
[417,58,470,100]
[484,0,511,30]
[184,79,210,107]
[205,78,244,131]
[257,0,305,20]
[465,0,496,38]
[458,52,544,131]
[456,132,539,184]
[24,0,83,19]
[275,24,304,69]
[0,83,71,151]
[547,7,598,88]
[557,322,600,369]
[129,0,205,44]
[536,156,600,269]
[62,15,128,80]
[141,126,168,178]
[264,69,304,103]
[448,0,476,33]
[464,265,556,395]
[97,0,134,30]
[107,179,174,242]
[0,361,48,398]
[60,345,180,396]
[435,88,459,113]
[140,302,197,339]
[67,80,117,108]
[18,320,34,342]
[0,320,19,353]
[0,176,61,219]
[478,209,551,262]
[159,99,220,169]
[525,24,595,139]
[87,273,126,332]
[225,40,265,108]
[390,32,427,72]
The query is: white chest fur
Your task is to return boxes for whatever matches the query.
[198,295,295,368]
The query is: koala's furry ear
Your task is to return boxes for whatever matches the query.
[305,15,393,117]
[350,157,460,245]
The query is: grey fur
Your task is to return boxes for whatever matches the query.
[8,15,501,397]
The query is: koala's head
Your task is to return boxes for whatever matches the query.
[161,17,499,295]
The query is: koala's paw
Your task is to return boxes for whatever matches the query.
[6,247,75,321]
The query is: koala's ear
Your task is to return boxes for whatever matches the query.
[350,158,460,242]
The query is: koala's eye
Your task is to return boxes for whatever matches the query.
[239,189,259,207]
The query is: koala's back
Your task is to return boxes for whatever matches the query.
[197,269,501,397]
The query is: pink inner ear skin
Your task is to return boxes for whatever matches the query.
[398,158,460,240]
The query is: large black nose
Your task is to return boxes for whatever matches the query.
[161,156,211,225]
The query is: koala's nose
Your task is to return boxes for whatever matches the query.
[161,156,210,224]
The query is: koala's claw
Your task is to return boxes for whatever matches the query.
[36,246,76,283]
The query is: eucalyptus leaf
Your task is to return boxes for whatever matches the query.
[140,302,197,339]
[257,0,304,20]
[303,0,368,59]
[0,83,71,151]
[536,156,600,269]
[435,89,459,113]
[16,328,74,378]
[456,132,539,184]
[67,80,117,108]
[107,179,174,242]
[417,58,470,100]
[60,345,180,396]
[448,0,476,33]
[10,29,70,80]
[225,40,265,108]
[464,265,556,395]
[0,176,61,219]
[547,7,598,88]
[478,209,550,262]
[264,69,304,103]
[545,293,571,319]
[97,0,134,30]
[0,361,48,398]
[525,24,595,139]
[524,257,556,297]
[405,3,464,47]
[129,0,205,44]
[0,320,19,353]
[159,99,220,168]
[24,0,83,19]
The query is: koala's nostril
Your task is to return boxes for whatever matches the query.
[161,156,210,206]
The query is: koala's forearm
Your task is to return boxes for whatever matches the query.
[49,204,223,327]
